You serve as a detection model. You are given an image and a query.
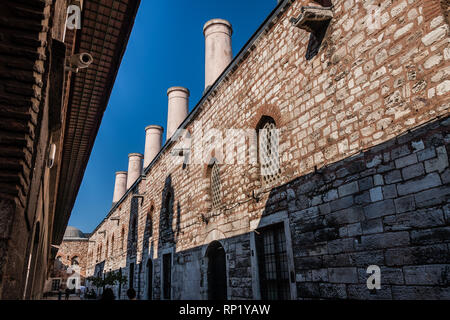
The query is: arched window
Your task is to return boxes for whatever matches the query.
[210,162,222,209]
[71,256,79,266]
[258,117,281,186]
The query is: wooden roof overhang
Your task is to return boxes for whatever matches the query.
[52,0,140,245]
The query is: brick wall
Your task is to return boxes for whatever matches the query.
[86,0,449,300]
[57,240,89,279]
[0,0,70,300]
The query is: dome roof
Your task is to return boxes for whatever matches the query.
[63,226,87,239]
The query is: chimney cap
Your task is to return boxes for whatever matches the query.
[128,153,144,158]
[167,86,190,96]
[145,125,164,132]
[115,171,127,175]
[203,18,233,35]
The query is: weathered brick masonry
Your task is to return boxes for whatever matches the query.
[0,0,140,299]
[86,0,450,300]
[56,240,88,278]
[45,227,89,293]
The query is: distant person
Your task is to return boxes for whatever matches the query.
[100,288,116,301]
[126,288,136,300]
[80,285,86,300]
[58,288,62,300]
[65,288,70,300]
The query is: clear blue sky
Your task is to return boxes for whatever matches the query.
[69,0,277,233]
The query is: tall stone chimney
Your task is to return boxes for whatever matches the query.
[166,86,189,141]
[127,153,143,189]
[112,171,127,204]
[203,19,233,90]
[144,125,164,168]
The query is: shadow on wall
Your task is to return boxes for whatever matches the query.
[122,175,179,300]
[94,116,450,300]
[159,175,176,246]
[257,116,450,300]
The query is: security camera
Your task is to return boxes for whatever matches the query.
[47,143,56,168]
[65,53,94,72]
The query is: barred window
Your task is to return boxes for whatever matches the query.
[51,279,61,291]
[256,223,291,300]
[210,162,222,209]
[258,118,281,186]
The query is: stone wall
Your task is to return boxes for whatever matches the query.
[289,116,449,299]
[86,0,450,300]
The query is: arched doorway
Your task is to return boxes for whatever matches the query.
[206,241,227,300]
[146,259,153,300]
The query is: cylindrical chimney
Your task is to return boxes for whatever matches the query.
[127,153,143,189]
[113,171,127,204]
[144,125,164,168]
[203,19,233,89]
[166,86,189,141]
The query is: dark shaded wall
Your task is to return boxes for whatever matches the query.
[285,116,449,299]
[0,0,70,300]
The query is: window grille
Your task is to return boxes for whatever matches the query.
[210,162,222,209]
[51,279,61,291]
[258,120,281,186]
[256,223,291,300]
